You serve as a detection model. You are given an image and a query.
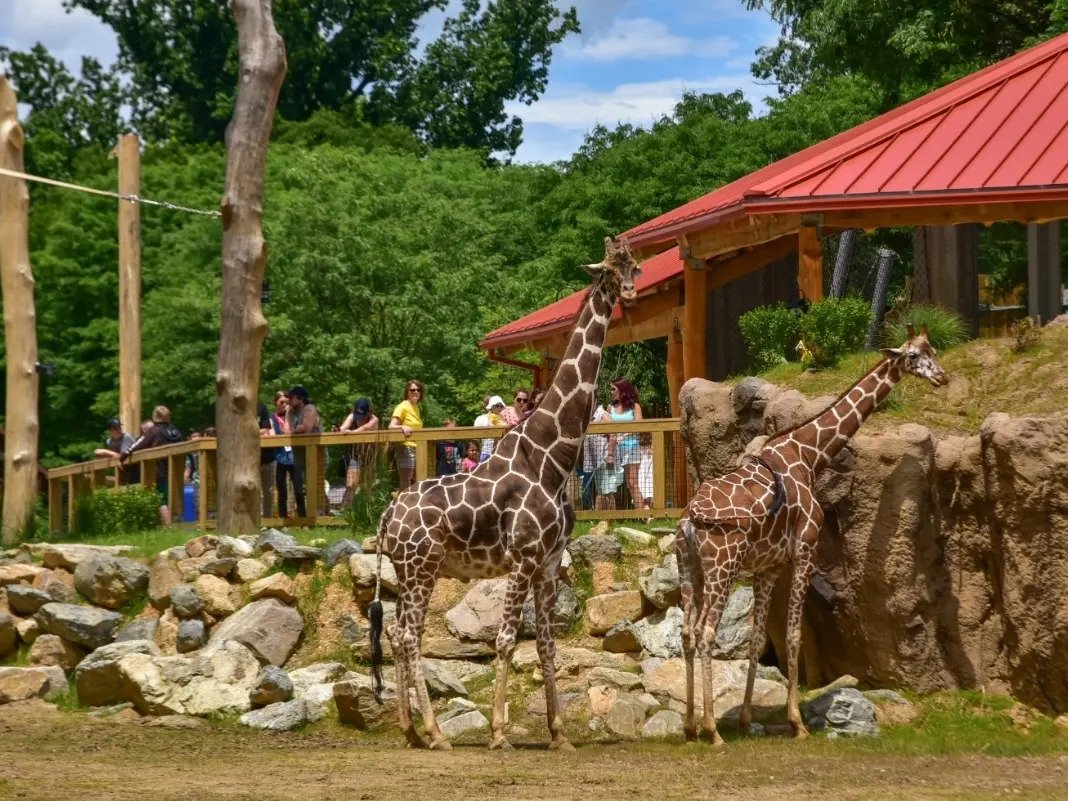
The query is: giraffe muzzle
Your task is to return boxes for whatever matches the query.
[620,288,637,306]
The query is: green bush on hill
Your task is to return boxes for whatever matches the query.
[74,487,162,538]
[739,303,803,370]
[800,297,873,368]
[883,304,969,352]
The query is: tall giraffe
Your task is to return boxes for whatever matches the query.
[369,237,642,751]
[676,325,947,745]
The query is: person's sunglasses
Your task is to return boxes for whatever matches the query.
[516,396,528,402]
[408,387,422,394]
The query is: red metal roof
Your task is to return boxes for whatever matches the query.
[624,32,1068,250]
[479,247,683,350]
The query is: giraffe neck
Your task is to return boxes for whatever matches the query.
[771,357,904,472]
[517,279,615,489]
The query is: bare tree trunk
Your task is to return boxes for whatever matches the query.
[215,1,286,535]
[0,75,40,545]
[116,134,142,437]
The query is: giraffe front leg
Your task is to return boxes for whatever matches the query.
[738,568,780,736]
[488,560,535,751]
[533,563,573,751]
[785,541,817,739]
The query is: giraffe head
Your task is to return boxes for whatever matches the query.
[582,236,642,307]
[880,324,948,386]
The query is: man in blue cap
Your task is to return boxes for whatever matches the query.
[285,385,321,518]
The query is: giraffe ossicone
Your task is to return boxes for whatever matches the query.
[676,324,947,746]
[369,235,642,751]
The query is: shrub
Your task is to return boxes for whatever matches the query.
[883,304,969,351]
[74,487,162,537]
[799,297,873,367]
[738,303,802,371]
[1009,316,1040,353]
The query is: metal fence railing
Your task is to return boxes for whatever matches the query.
[46,420,692,532]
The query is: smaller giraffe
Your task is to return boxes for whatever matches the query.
[676,324,947,745]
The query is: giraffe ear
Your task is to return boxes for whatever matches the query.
[582,261,605,277]
[906,323,917,338]
[880,347,904,359]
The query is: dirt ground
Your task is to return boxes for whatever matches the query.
[2,702,1067,801]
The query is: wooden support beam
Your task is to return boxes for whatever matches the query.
[0,75,40,545]
[683,213,801,261]
[665,325,684,417]
[680,237,709,381]
[798,223,823,302]
[822,200,1068,232]
[1028,221,1062,324]
[116,133,142,436]
[215,0,287,535]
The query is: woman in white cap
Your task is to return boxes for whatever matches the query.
[476,395,507,461]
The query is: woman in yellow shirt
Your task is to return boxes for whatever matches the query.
[389,379,424,490]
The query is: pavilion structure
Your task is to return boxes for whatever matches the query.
[480,32,1068,411]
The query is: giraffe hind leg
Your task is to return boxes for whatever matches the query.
[676,520,701,743]
[488,557,537,750]
[738,567,781,736]
[390,598,426,748]
[785,541,818,738]
[533,557,573,751]
[696,545,741,748]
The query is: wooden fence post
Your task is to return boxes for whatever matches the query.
[215,0,286,535]
[0,75,40,545]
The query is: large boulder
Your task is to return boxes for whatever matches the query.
[249,665,293,707]
[0,612,16,657]
[169,585,204,620]
[32,568,78,604]
[176,619,207,654]
[324,539,362,567]
[235,559,268,583]
[239,699,319,731]
[147,553,183,610]
[421,636,495,659]
[585,591,644,635]
[0,667,51,704]
[802,687,878,737]
[349,553,399,598]
[638,555,681,610]
[28,634,84,671]
[520,582,580,637]
[118,639,261,716]
[74,639,160,707]
[334,680,386,729]
[115,618,158,643]
[193,574,239,618]
[631,606,683,658]
[712,587,754,659]
[202,598,303,666]
[249,572,297,604]
[439,709,489,740]
[7,585,52,616]
[41,544,134,572]
[419,659,468,698]
[567,534,622,564]
[73,556,150,610]
[215,536,254,560]
[36,603,119,650]
[288,662,348,697]
[254,529,297,554]
[0,563,46,586]
[445,578,578,643]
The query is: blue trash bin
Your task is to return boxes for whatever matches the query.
[183,484,196,522]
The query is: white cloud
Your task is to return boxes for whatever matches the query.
[565,17,736,62]
[565,0,630,38]
[509,74,766,132]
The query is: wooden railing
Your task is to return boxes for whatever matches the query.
[45,419,691,532]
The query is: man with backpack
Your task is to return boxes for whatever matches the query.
[121,405,183,524]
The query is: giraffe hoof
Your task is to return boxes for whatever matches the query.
[791,723,810,740]
[684,728,699,743]
[429,737,453,751]
[487,735,513,751]
[405,736,430,750]
[549,738,575,752]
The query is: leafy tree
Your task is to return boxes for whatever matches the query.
[60,0,577,154]
[746,0,1068,102]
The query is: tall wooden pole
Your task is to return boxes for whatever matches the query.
[117,134,142,435]
[215,0,286,534]
[798,223,824,302]
[0,75,40,545]
[680,238,709,381]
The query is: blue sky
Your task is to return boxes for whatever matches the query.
[1,0,780,163]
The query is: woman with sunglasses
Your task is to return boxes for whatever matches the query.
[389,379,424,490]
[501,388,529,428]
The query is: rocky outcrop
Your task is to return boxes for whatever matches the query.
[36,603,119,650]
[202,598,303,666]
[73,556,149,610]
[681,376,1068,712]
[74,639,161,707]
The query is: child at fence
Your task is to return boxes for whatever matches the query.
[435,419,462,476]
[460,440,480,472]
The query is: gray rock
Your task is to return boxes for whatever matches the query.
[349,554,400,595]
[176,619,207,654]
[250,665,293,707]
[439,709,490,740]
[587,667,643,691]
[74,639,160,707]
[864,689,910,705]
[274,545,323,564]
[567,534,622,564]
[712,587,754,659]
[602,620,641,653]
[147,553,183,610]
[239,699,316,731]
[114,619,159,643]
[234,558,268,583]
[802,687,879,737]
[36,603,120,650]
[638,554,681,610]
[215,536,254,560]
[73,556,150,610]
[201,598,303,666]
[445,579,509,642]
[254,529,298,554]
[41,544,135,571]
[421,636,495,659]
[605,693,648,738]
[334,680,385,729]
[199,558,237,578]
[169,585,204,620]
[438,697,478,722]
[7,585,53,616]
[420,659,468,698]
[631,606,683,658]
[642,708,684,738]
[289,662,348,696]
[323,539,362,567]
[0,612,16,658]
[520,581,580,637]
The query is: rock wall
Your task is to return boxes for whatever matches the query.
[679,377,1068,712]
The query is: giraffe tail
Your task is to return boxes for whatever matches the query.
[368,501,393,701]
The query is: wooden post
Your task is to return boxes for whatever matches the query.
[0,75,40,545]
[215,0,286,535]
[798,223,824,303]
[651,430,667,511]
[48,476,64,534]
[116,134,142,435]
[680,239,709,381]
[1027,221,1061,324]
[666,327,689,507]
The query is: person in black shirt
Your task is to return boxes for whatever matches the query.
[435,419,461,477]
